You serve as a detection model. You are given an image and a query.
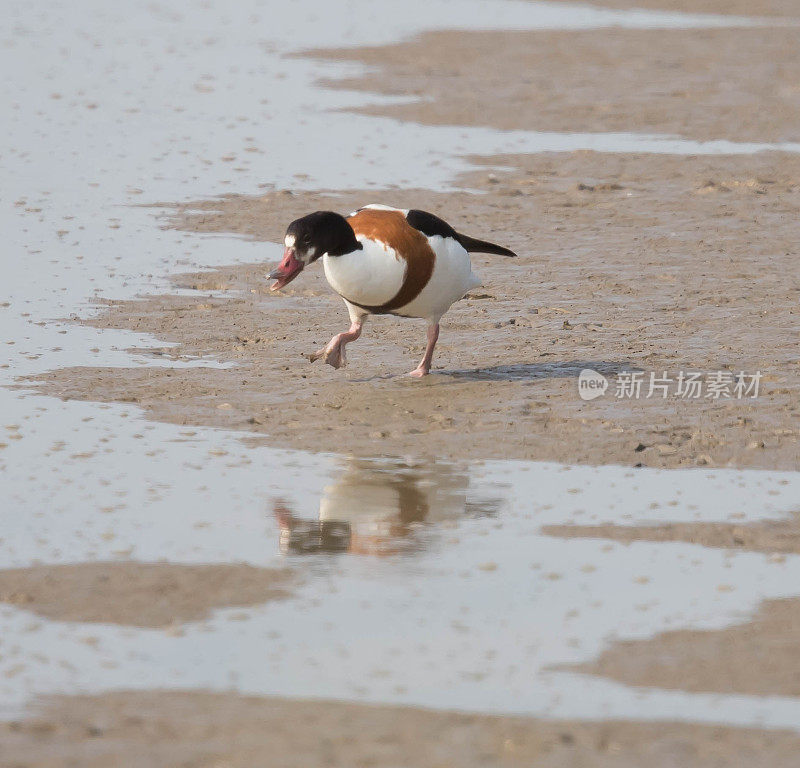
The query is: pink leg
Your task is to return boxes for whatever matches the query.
[310,321,362,369]
[409,323,439,378]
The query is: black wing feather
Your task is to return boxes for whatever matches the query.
[406,209,516,257]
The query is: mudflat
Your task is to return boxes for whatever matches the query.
[5,690,800,768]
[30,150,800,470]
[9,3,800,765]
[0,562,295,628]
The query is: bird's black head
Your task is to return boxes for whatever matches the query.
[269,211,362,292]
[287,211,362,263]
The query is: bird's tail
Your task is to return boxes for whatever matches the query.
[455,232,517,257]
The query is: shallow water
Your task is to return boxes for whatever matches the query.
[4,413,800,727]
[3,0,800,732]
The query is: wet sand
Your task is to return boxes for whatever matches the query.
[8,2,800,765]
[309,27,800,142]
[548,520,800,699]
[542,514,800,554]
[574,597,800,697]
[28,151,800,470]
[5,690,800,768]
[0,562,295,628]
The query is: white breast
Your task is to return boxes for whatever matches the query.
[322,237,406,308]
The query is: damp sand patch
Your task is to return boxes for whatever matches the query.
[0,562,296,628]
[542,515,800,555]
[303,25,800,144]
[23,153,800,470]
[4,690,800,768]
[570,597,800,698]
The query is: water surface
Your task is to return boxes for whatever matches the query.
[3,0,800,731]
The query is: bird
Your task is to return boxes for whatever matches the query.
[268,204,516,377]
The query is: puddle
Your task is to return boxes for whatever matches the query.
[3,0,800,734]
[3,407,800,728]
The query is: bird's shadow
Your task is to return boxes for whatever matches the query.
[345,360,638,384]
[436,360,637,382]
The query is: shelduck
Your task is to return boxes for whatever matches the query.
[269,205,516,377]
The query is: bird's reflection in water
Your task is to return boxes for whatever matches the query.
[275,457,496,556]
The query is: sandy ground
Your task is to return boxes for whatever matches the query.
[542,514,800,554]
[0,562,294,628]
[5,690,800,768]
[546,518,800,698]
[29,151,800,470]
[309,27,800,142]
[10,4,800,765]
[574,597,800,697]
